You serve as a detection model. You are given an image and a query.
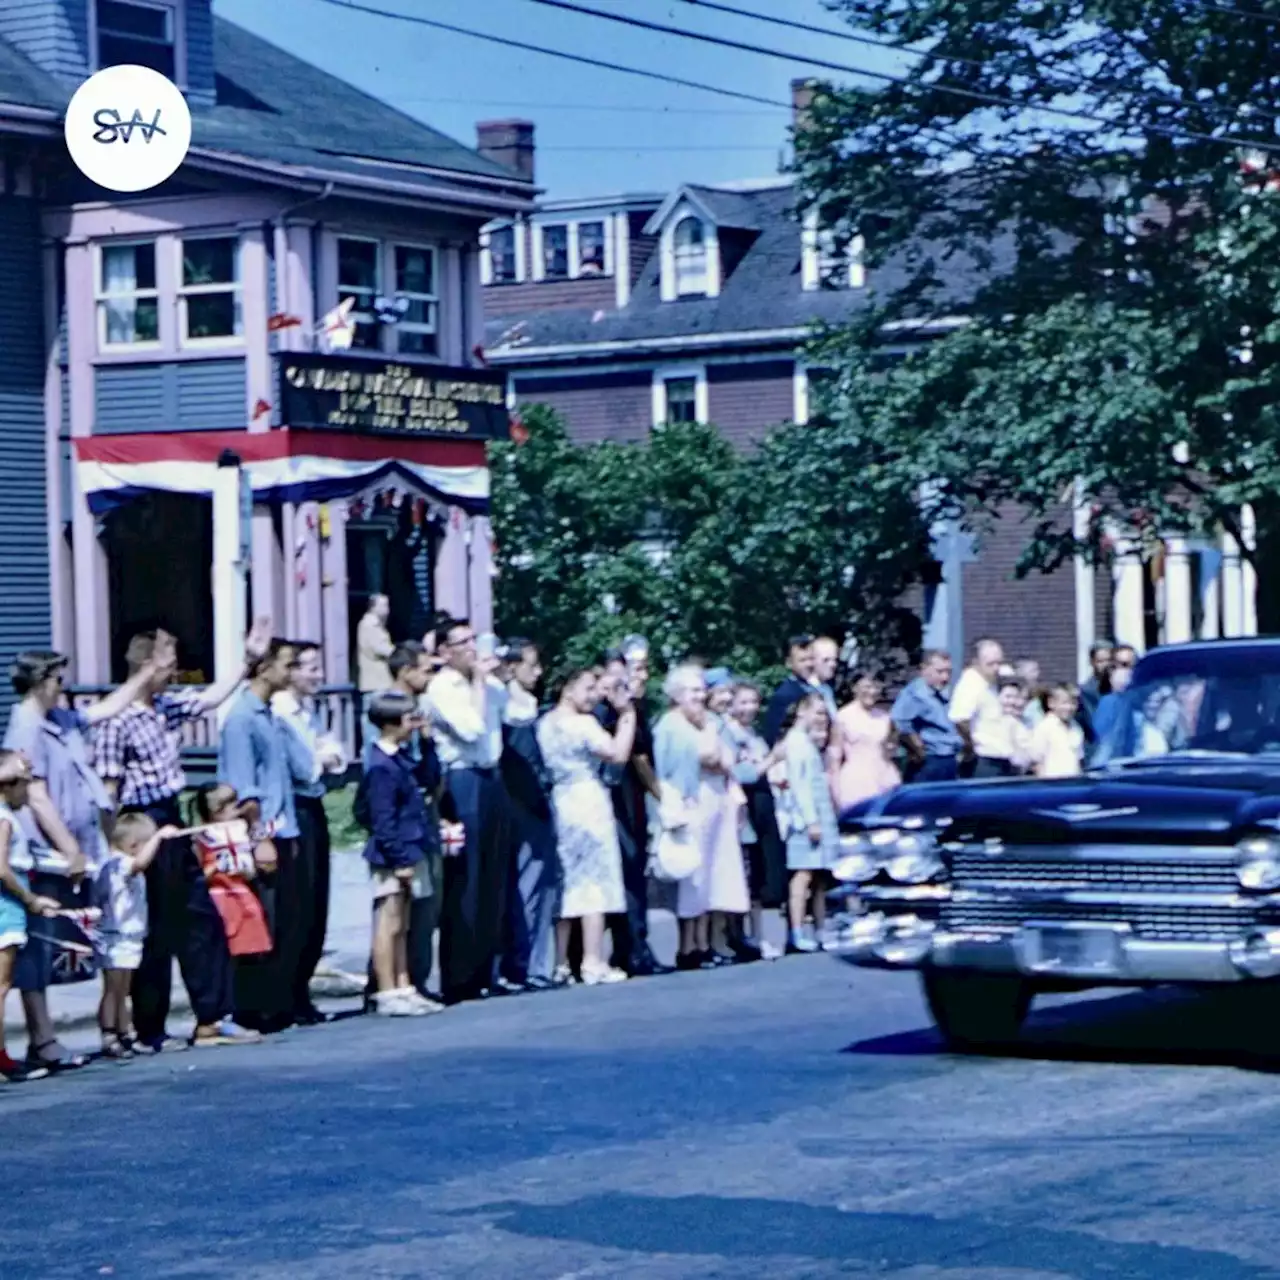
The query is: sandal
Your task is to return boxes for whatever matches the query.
[0,1052,49,1084]
[27,1040,89,1072]
[99,1034,135,1061]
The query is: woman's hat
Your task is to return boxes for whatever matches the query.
[705,667,733,689]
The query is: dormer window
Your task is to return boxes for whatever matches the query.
[541,225,569,280]
[673,217,708,296]
[97,0,176,78]
[481,223,525,284]
[578,222,606,276]
[802,209,866,291]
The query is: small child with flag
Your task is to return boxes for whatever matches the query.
[95,812,179,1059]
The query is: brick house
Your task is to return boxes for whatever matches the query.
[478,92,1258,679]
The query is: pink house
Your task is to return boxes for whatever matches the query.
[0,0,535,694]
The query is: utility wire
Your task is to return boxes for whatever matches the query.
[312,0,789,109]
[1193,1,1280,24]
[525,0,1280,154]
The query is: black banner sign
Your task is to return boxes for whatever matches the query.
[278,354,509,440]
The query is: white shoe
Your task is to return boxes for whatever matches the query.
[759,941,782,961]
[376,991,427,1017]
[407,988,444,1013]
[580,962,628,986]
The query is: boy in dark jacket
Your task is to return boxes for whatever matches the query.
[363,691,438,1018]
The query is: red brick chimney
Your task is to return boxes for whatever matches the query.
[476,119,535,182]
[791,79,820,137]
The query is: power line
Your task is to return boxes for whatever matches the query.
[393,96,778,115]
[1193,1,1280,25]
[310,0,789,109]
[524,0,1280,155]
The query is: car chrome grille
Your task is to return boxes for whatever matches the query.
[940,899,1252,942]
[949,849,1237,895]
[944,845,1259,942]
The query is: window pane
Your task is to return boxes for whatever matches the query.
[664,377,698,423]
[578,221,605,274]
[99,1,171,40]
[183,238,237,287]
[398,329,438,356]
[100,243,155,292]
[400,298,435,328]
[98,32,174,75]
[186,292,239,339]
[542,225,568,279]
[490,227,516,282]
[104,296,159,344]
[350,320,380,351]
[675,217,704,247]
[338,239,379,290]
[395,246,433,295]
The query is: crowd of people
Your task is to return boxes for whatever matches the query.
[0,601,1143,1082]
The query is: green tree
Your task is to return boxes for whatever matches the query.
[794,1,1280,623]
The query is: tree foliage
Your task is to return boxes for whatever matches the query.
[794,0,1280,619]
[489,405,929,681]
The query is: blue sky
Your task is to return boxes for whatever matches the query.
[212,0,902,198]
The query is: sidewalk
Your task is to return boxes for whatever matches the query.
[3,849,375,1043]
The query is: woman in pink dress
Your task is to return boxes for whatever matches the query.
[834,674,901,811]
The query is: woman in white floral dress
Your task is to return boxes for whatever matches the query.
[537,668,636,985]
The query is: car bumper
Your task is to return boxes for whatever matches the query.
[825,905,1280,984]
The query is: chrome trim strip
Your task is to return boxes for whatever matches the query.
[947,888,1251,908]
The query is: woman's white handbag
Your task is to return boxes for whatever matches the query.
[650,782,699,881]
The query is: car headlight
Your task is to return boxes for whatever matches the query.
[832,833,878,883]
[1237,835,1280,891]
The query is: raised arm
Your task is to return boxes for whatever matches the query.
[193,617,273,714]
[82,634,176,726]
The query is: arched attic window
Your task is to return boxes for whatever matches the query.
[673,216,708,296]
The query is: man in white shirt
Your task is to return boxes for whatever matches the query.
[426,617,511,1004]
[355,595,394,695]
[948,637,1005,778]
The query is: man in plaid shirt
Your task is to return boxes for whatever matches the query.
[94,618,272,1051]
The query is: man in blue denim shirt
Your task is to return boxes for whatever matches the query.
[218,639,314,1031]
[890,650,962,783]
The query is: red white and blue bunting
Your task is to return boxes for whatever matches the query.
[74,429,490,515]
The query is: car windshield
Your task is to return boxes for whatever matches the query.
[1093,645,1280,764]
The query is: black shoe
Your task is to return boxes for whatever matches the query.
[525,975,558,991]
[697,950,721,970]
[730,941,762,963]
[0,1058,49,1084]
[675,951,702,971]
[492,975,528,995]
[294,1004,332,1026]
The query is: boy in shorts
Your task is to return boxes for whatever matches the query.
[362,690,438,1017]
[96,813,179,1058]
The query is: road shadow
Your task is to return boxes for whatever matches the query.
[468,1192,1278,1278]
[845,985,1280,1070]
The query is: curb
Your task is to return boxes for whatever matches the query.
[5,965,369,1039]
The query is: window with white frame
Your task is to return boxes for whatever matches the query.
[336,236,381,350]
[179,236,241,344]
[817,229,866,288]
[662,376,699,424]
[486,225,518,283]
[541,224,569,279]
[673,216,708,296]
[393,244,438,356]
[97,0,176,77]
[577,221,606,276]
[97,241,159,348]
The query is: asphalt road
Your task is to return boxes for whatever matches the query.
[7,956,1280,1279]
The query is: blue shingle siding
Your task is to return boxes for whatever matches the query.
[183,0,216,105]
[0,0,89,81]
[0,195,51,720]
[95,359,247,433]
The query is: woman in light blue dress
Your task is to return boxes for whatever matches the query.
[780,693,838,953]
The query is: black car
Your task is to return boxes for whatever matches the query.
[827,639,1280,1050]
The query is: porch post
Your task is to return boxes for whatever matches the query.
[1072,481,1095,681]
[1222,529,1244,637]
[65,240,109,683]
[434,507,470,618]
[1163,536,1192,644]
[468,514,494,633]
[1242,504,1259,636]
[251,508,281,625]
[212,454,248,722]
[320,500,349,685]
[1113,540,1146,654]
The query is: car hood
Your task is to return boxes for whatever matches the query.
[844,757,1280,841]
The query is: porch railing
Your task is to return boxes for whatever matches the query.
[68,684,362,765]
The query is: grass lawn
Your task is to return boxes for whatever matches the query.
[324,783,364,851]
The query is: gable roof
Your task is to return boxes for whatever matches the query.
[0,17,534,211]
[642,181,769,235]
[487,178,1002,359]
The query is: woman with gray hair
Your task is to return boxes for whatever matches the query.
[653,664,750,970]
